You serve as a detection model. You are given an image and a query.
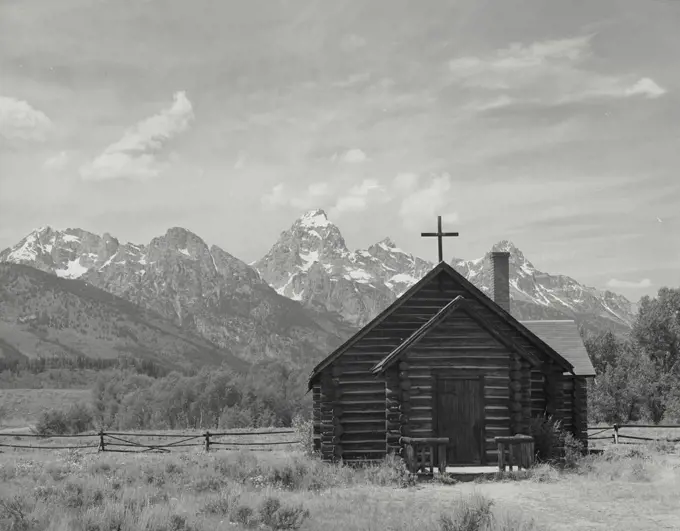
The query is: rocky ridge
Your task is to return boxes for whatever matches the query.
[0,225,350,366]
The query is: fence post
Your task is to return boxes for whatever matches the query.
[98,430,106,452]
[613,424,619,444]
[204,431,211,452]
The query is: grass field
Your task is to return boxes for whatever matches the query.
[2,389,680,530]
[1,441,680,531]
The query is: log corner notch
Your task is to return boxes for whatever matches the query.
[385,365,402,456]
[572,377,588,449]
[319,372,342,462]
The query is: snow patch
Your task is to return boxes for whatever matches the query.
[299,210,331,229]
[299,250,319,271]
[43,244,53,253]
[520,263,534,276]
[62,234,81,243]
[388,273,419,284]
[7,236,38,261]
[56,258,89,279]
[343,268,373,283]
[178,248,191,257]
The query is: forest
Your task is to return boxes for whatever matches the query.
[2,287,679,433]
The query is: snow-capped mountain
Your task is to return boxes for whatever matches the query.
[0,225,350,366]
[254,210,636,336]
[451,241,637,336]
[0,212,638,367]
[253,210,432,326]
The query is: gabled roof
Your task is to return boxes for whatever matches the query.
[370,295,466,375]
[307,261,576,389]
[519,320,596,377]
[370,296,542,375]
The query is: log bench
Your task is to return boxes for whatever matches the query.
[494,435,534,471]
[400,437,449,475]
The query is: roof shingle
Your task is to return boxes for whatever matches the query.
[519,320,596,377]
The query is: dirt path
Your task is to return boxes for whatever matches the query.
[412,472,680,530]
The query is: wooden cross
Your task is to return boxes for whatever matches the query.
[421,216,459,263]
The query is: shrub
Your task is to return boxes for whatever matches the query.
[201,487,241,516]
[529,416,562,463]
[438,494,494,531]
[233,504,258,528]
[258,496,310,530]
[0,494,35,531]
[362,454,417,488]
[34,408,69,436]
[34,402,94,436]
[292,413,315,457]
[562,432,584,469]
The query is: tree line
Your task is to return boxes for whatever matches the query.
[586,287,680,424]
[5,286,680,432]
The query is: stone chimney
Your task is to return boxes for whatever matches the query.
[490,251,510,313]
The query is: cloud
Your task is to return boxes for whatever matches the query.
[393,172,420,192]
[42,151,70,170]
[448,36,666,105]
[234,151,247,170]
[394,173,459,230]
[338,148,368,163]
[80,91,194,181]
[0,95,53,142]
[261,181,332,209]
[340,34,366,52]
[624,78,666,99]
[606,278,652,289]
[329,179,384,217]
[466,95,515,112]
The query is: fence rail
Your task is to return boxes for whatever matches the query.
[586,424,680,445]
[0,429,300,453]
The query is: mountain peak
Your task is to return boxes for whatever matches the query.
[297,209,331,229]
[378,237,396,248]
[492,240,520,253]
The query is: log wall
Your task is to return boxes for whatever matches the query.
[312,271,575,464]
[530,370,546,418]
[402,310,513,465]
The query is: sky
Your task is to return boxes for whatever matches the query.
[1,0,679,302]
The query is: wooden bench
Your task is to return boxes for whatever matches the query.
[494,435,534,471]
[400,437,449,475]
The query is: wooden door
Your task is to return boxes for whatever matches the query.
[436,377,485,465]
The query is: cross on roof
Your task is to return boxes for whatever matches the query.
[421,216,459,263]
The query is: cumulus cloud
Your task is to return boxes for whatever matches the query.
[606,278,652,289]
[42,151,70,170]
[394,173,459,230]
[624,78,666,99]
[80,91,194,181]
[448,36,666,105]
[329,179,384,217]
[0,95,53,142]
[261,181,332,210]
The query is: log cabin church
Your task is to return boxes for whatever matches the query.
[308,238,596,468]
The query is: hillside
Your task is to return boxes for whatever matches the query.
[0,227,351,365]
[0,212,637,371]
[0,263,249,372]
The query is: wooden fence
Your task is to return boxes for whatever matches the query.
[0,429,300,453]
[587,424,680,445]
